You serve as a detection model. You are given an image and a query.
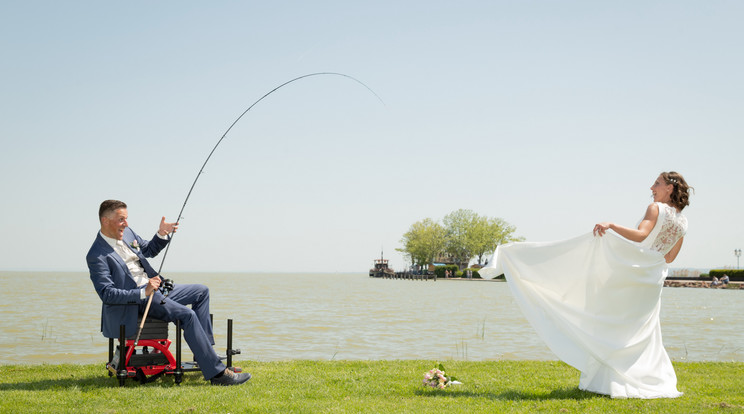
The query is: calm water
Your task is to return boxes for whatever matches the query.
[0,271,741,364]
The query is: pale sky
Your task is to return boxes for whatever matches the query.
[1,1,742,273]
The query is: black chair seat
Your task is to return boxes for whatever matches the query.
[126,317,169,340]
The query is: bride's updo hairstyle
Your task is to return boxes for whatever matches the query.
[661,171,693,211]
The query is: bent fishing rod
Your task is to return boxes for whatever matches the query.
[134,72,384,345]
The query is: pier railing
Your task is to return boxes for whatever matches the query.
[379,271,437,281]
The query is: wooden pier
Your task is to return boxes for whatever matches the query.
[378,271,437,281]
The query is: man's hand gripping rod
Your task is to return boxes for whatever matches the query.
[133,243,175,346]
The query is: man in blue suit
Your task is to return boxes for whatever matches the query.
[86,199,250,386]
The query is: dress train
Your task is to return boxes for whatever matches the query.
[480,231,682,399]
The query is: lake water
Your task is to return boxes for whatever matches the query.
[0,272,741,364]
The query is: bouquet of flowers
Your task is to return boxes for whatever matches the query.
[422,364,460,389]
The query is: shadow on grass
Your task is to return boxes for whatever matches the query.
[416,387,602,401]
[0,372,206,391]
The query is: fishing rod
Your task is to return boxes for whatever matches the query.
[133,72,385,345]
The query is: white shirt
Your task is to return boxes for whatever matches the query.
[100,231,152,299]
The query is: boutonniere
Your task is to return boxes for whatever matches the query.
[130,240,140,251]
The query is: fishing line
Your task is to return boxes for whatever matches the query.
[156,72,383,275]
[134,72,384,345]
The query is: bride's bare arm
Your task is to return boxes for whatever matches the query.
[593,203,659,242]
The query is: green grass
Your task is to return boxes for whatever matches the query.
[1,361,742,413]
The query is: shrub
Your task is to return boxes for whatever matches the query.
[434,265,459,278]
[708,269,744,281]
[461,268,482,279]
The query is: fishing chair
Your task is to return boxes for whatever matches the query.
[107,316,241,386]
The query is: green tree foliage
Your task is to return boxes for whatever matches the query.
[399,210,523,268]
[471,217,524,265]
[443,209,480,268]
[396,218,447,269]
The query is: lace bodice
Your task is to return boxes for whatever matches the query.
[640,203,687,254]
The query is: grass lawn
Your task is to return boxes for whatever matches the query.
[1,360,742,413]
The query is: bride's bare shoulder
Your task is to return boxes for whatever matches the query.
[643,203,660,218]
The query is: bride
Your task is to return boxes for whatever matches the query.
[480,171,693,399]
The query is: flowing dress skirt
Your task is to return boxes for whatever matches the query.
[480,232,682,399]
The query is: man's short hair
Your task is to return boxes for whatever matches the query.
[99,200,127,221]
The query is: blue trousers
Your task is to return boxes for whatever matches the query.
[142,283,225,380]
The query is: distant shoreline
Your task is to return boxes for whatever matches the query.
[439,277,742,289]
[439,277,502,282]
[664,279,741,289]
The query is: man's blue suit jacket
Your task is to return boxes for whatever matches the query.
[86,227,169,338]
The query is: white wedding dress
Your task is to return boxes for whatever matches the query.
[480,202,686,399]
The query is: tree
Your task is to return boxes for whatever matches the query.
[396,218,447,270]
[399,210,523,270]
[471,217,524,265]
[442,209,479,268]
